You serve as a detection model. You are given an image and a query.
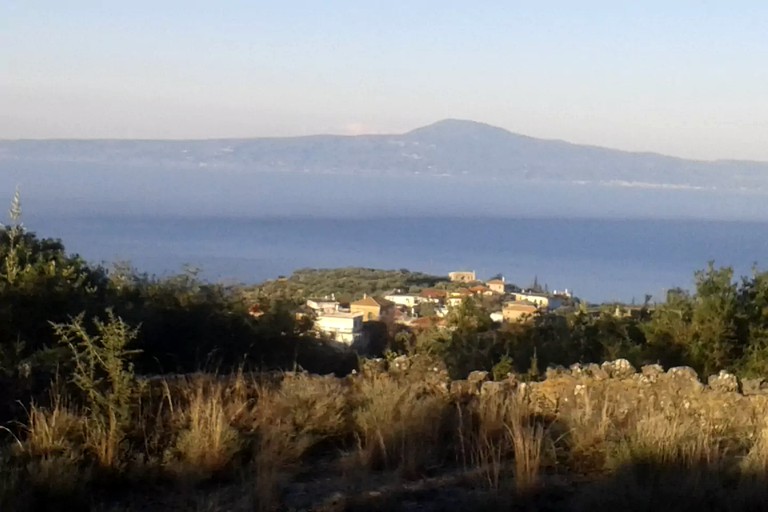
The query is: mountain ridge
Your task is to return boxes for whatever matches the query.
[1,118,762,164]
[1,119,767,193]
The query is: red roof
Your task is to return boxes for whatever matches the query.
[420,289,448,299]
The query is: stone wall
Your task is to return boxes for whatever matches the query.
[360,356,768,434]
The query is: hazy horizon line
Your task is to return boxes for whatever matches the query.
[2,118,767,165]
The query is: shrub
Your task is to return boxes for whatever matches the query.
[51,311,141,468]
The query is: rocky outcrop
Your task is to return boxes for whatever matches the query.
[601,359,636,379]
[708,370,740,393]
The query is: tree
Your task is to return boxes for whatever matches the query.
[0,192,108,372]
[689,263,738,375]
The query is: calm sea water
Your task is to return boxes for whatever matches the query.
[22,214,768,303]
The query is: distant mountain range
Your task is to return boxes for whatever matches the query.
[2,119,768,192]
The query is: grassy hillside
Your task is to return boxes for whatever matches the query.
[248,267,451,303]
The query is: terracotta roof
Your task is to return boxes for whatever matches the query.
[468,285,490,294]
[420,289,448,299]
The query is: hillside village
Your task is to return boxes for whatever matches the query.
[291,270,576,353]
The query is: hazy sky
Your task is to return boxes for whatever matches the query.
[2,1,767,161]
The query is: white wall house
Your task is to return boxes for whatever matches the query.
[486,278,506,294]
[384,293,420,308]
[306,298,340,314]
[315,312,364,344]
[510,292,563,310]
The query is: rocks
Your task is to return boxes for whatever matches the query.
[361,358,388,375]
[383,355,450,387]
[390,355,411,372]
[708,370,740,393]
[601,359,636,379]
[742,377,768,395]
[666,366,704,392]
[480,379,516,396]
[545,365,570,380]
[667,366,699,380]
[467,370,490,385]
[450,379,477,397]
[634,364,664,384]
[641,364,665,379]
[582,363,609,380]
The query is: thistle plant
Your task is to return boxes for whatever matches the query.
[51,311,142,467]
[1,187,26,284]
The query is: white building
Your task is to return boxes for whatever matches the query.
[306,298,340,315]
[384,293,420,308]
[486,278,506,294]
[315,312,364,345]
[510,292,563,310]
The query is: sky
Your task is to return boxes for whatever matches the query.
[2,1,768,161]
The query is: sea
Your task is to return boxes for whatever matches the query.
[21,214,768,304]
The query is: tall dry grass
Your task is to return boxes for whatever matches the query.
[459,389,547,493]
[171,379,242,475]
[25,399,83,458]
[609,399,721,470]
[352,372,448,478]
[562,387,615,472]
[249,373,351,511]
[741,417,768,474]
[14,364,768,511]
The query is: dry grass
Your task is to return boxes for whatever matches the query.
[352,372,448,477]
[172,380,242,475]
[561,388,616,473]
[12,367,768,510]
[25,400,83,458]
[742,418,768,474]
[250,373,351,511]
[459,389,547,493]
[609,399,721,470]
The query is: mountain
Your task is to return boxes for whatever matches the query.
[2,119,768,221]
[2,119,768,192]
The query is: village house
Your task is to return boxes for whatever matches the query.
[384,292,420,308]
[510,292,563,310]
[306,298,340,315]
[502,301,539,322]
[446,289,472,308]
[314,311,364,345]
[350,295,395,322]
[486,278,506,294]
[419,288,448,303]
[468,284,494,296]
[448,270,476,283]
